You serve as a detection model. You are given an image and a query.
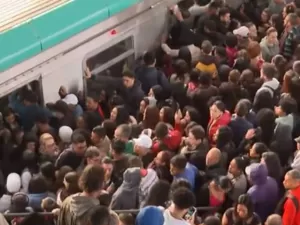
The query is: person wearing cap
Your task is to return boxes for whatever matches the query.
[246,163,279,222]
[134,134,154,168]
[291,136,300,171]
[0,173,21,212]
[233,26,250,50]
[62,93,83,118]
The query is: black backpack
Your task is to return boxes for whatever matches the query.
[275,192,299,216]
[264,85,281,106]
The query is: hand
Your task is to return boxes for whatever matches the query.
[174,110,182,123]
[245,128,255,140]
[187,211,197,225]
[84,66,92,79]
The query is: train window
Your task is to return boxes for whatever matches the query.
[86,36,134,73]
[0,80,44,113]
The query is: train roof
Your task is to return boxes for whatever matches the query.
[0,0,141,72]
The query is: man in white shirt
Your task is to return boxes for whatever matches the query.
[163,187,196,225]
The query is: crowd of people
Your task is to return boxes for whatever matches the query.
[1,0,300,224]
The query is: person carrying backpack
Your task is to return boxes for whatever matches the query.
[276,169,300,225]
[254,62,280,106]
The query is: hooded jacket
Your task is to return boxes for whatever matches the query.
[260,37,280,62]
[247,163,279,222]
[136,206,164,225]
[110,167,142,210]
[58,194,100,225]
[254,78,280,103]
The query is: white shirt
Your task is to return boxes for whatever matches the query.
[163,209,189,225]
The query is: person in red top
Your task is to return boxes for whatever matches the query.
[282,169,300,225]
[152,122,182,155]
[207,100,231,144]
[225,33,238,67]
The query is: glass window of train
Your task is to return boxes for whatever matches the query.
[94,55,134,77]
[1,80,44,114]
[86,36,134,71]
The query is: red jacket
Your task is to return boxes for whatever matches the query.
[152,129,182,154]
[283,186,300,225]
[207,111,231,143]
[226,47,238,67]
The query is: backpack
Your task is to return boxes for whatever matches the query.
[264,85,281,105]
[275,192,299,216]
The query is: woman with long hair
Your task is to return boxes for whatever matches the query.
[222,194,261,225]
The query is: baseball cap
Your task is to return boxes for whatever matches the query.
[62,94,78,105]
[245,163,260,176]
[295,136,300,143]
[233,26,249,38]
[133,134,153,149]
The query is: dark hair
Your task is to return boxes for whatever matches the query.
[234,194,254,218]
[216,126,233,149]
[189,125,205,140]
[253,90,274,112]
[173,59,189,77]
[122,71,135,79]
[226,33,238,48]
[143,106,160,130]
[262,152,283,182]
[278,96,297,114]
[170,179,192,193]
[144,180,171,207]
[143,51,156,65]
[178,47,192,66]
[219,7,230,17]
[111,139,126,155]
[215,46,227,58]
[78,164,104,193]
[171,187,195,210]
[92,126,106,139]
[55,166,73,190]
[154,122,169,139]
[202,40,213,54]
[199,71,212,86]
[87,205,111,225]
[114,105,130,126]
[161,106,175,125]
[85,146,100,159]
[184,106,201,124]
[212,100,226,112]
[190,69,200,83]
[40,162,56,181]
[130,124,143,139]
[261,63,277,79]
[252,142,268,156]
[203,216,221,225]
[170,154,187,170]
[235,100,249,117]
[71,132,86,144]
[232,157,247,171]
[28,175,48,194]
[102,119,116,140]
[64,172,80,194]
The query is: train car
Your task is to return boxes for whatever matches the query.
[0,0,178,105]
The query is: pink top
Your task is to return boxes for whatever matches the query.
[209,195,223,207]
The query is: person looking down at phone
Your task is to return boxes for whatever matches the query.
[163,187,196,225]
[222,194,261,225]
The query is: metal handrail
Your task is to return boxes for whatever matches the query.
[3,207,216,218]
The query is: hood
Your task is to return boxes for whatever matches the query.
[249,163,268,185]
[70,194,99,218]
[136,206,164,225]
[216,126,233,148]
[262,78,280,91]
[122,167,142,189]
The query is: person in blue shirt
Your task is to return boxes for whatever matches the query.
[170,154,198,190]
